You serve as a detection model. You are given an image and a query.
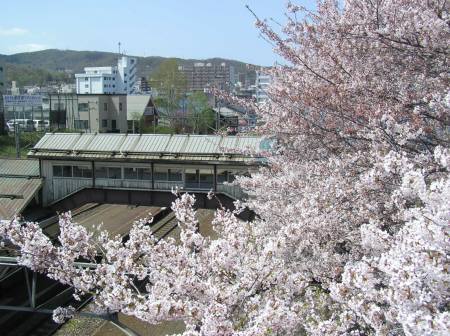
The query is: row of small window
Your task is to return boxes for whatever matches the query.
[104,84,116,88]
[53,165,237,183]
[103,77,115,81]
[53,165,181,181]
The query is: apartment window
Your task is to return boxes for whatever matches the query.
[111,120,117,129]
[74,120,89,129]
[108,167,121,179]
[102,119,107,128]
[124,73,127,77]
[85,84,89,88]
[112,85,115,88]
[104,77,107,80]
[104,103,108,111]
[73,166,92,178]
[124,81,127,84]
[85,77,88,81]
[119,102,122,111]
[78,103,89,112]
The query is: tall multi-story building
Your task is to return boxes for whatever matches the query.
[75,56,137,95]
[133,77,151,94]
[0,63,4,133]
[255,70,272,104]
[178,62,235,92]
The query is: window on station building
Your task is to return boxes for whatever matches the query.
[185,169,198,187]
[199,169,213,188]
[138,168,152,180]
[124,167,137,180]
[154,167,168,181]
[102,119,107,128]
[108,167,122,179]
[168,169,183,181]
[124,167,151,180]
[104,103,108,111]
[119,102,122,111]
[73,166,92,178]
[95,166,107,179]
[53,165,72,178]
[217,170,228,183]
[111,120,117,129]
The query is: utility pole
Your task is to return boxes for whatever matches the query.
[14,109,20,158]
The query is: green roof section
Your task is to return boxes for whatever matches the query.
[0,158,40,177]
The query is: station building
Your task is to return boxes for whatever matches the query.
[28,133,268,206]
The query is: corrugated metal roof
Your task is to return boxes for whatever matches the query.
[164,135,189,153]
[34,133,81,150]
[0,159,40,177]
[85,134,127,152]
[0,177,42,220]
[132,134,171,153]
[28,133,268,164]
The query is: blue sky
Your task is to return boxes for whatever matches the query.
[0,0,314,65]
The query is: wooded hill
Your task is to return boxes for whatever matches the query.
[0,49,257,86]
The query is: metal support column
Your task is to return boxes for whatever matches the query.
[213,164,217,192]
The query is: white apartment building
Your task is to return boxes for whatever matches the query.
[75,56,137,95]
[255,70,272,104]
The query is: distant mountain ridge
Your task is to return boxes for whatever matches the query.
[0,49,259,87]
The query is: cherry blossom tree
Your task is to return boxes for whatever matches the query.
[1,1,449,335]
